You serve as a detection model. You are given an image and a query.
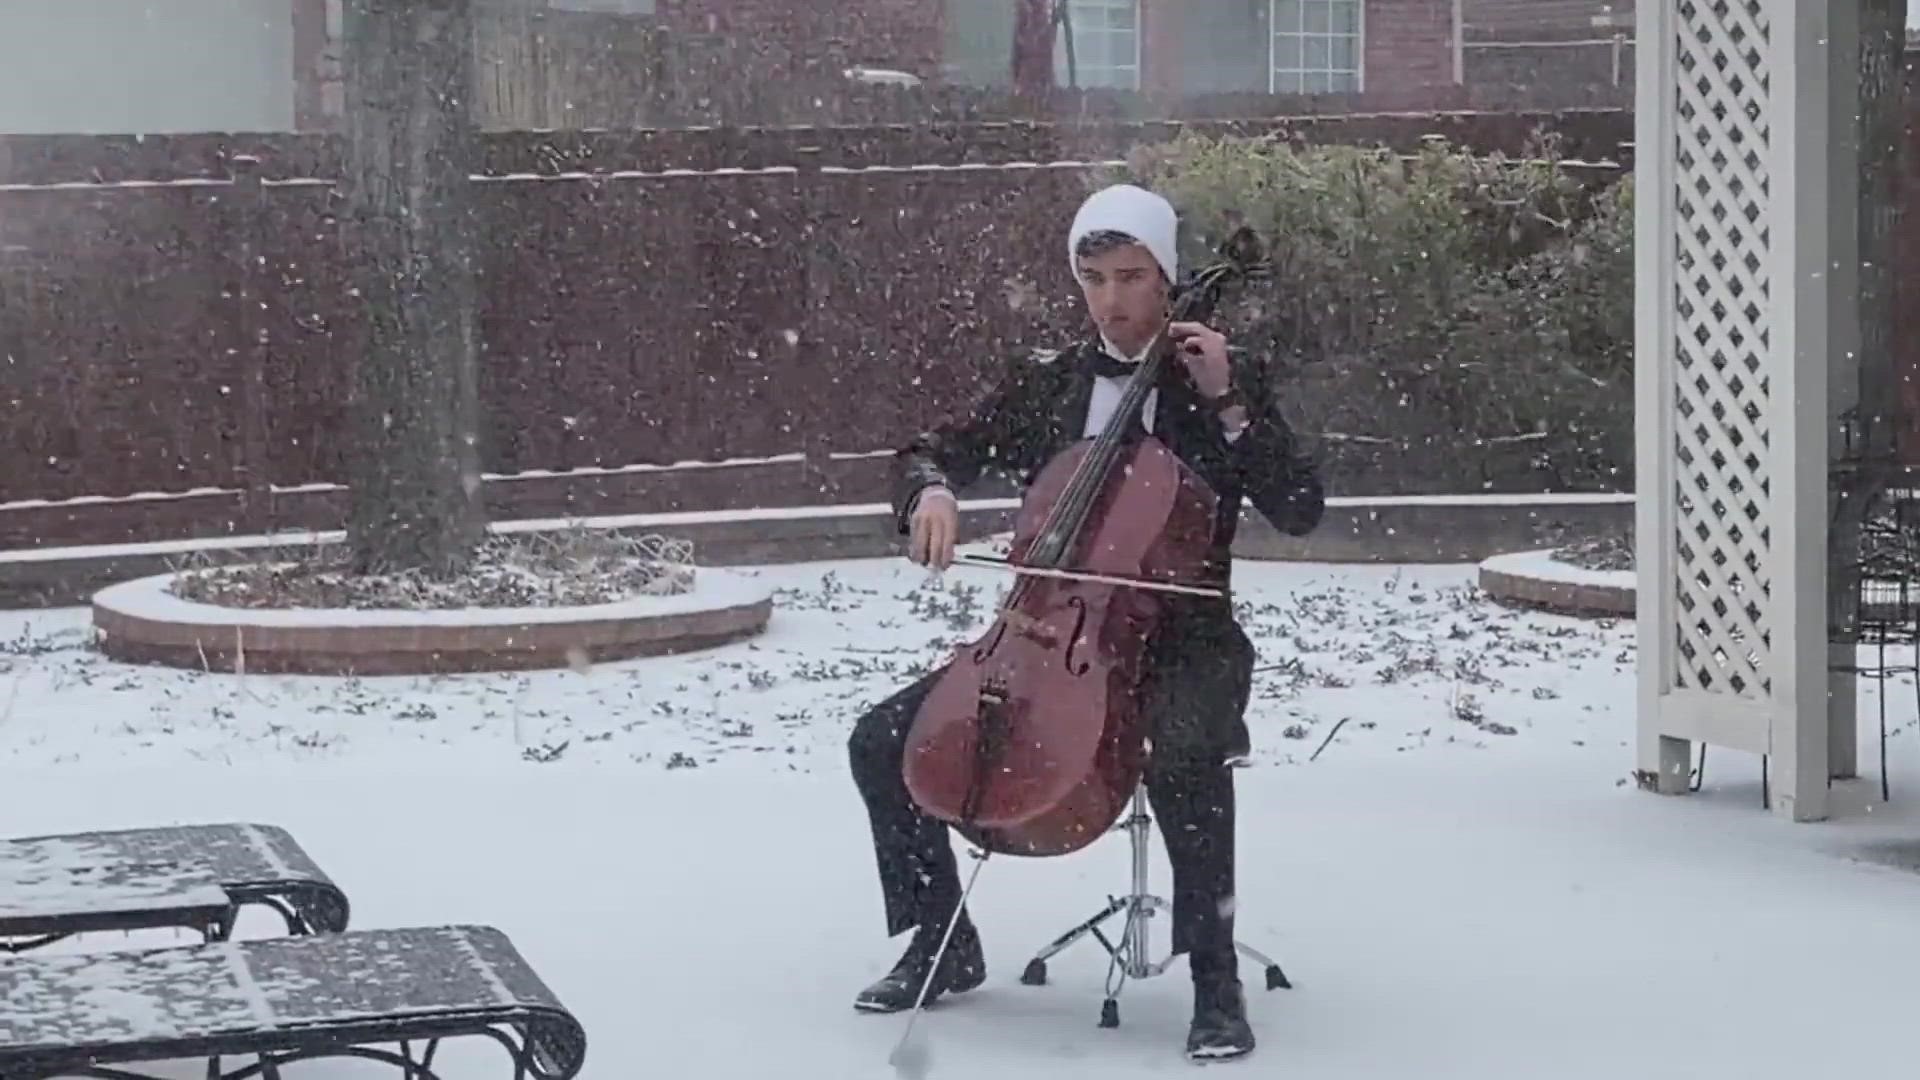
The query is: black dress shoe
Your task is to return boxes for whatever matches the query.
[1186,974,1255,1062]
[853,914,986,1013]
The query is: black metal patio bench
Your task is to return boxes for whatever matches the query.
[0,924,588,1080]
[1,823,350,953]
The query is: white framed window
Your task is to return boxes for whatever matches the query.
[1056,0,1140,90]
[1270,0,1362,94]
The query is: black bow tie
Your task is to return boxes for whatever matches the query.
[1085,349,1146,381]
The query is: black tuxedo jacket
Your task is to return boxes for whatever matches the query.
[889,339,1325,588]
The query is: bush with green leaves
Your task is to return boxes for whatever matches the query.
[1117,129,1634,494]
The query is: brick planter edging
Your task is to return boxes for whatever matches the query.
[1477,550,1635,618]
[1,494,1637,610]
[91,570,773,676]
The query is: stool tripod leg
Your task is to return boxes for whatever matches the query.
[1017,785,1292,1030]
[1099,942,1127,1028]
[1233,939,1293,990]
[1093,892,1176,1029]
[1019,896,1129,986]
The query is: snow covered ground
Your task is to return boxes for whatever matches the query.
[5,555,1920,1078]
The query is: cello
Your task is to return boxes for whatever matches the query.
[900,228,1268,860]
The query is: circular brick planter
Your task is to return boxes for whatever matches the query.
[1478,549,1634,618]
[91,569,773,675]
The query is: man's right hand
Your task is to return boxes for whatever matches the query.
[907,487,960,570]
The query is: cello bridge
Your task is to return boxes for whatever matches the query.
[974,678,1013,765]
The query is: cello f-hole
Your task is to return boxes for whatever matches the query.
[1063,595,1094,676]
[971,620,1010,664]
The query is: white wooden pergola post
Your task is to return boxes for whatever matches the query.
[1634,0,1861,822]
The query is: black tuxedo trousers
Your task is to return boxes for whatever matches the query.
[846,599,1252,967]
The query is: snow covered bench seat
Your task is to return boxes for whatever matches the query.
[0,924,588,1080]
[1,823,350,952]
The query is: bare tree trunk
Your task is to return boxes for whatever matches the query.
[341,0,485,577]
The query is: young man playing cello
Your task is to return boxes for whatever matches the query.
[845,183,1324,1062]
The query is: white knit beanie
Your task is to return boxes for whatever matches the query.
[1067,183,1179,284]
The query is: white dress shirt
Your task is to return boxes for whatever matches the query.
[1084,335,1158,437]
[1086,335,1243,443]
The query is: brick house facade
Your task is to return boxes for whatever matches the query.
[549,0,1462,100]
[940,0,1457,101]
[293,0,1465,130]
[656,0,946,73]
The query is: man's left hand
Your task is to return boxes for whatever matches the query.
[1168,321,1232,400]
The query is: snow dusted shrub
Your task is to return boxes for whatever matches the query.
[165,527,697,610]
[1485,175,1634,490]
[1116,130,1633,495]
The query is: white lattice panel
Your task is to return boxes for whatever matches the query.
[1669,0,1773,700]
[1639,0,1852,820]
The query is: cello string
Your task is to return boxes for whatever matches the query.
[999,260,1238,584]
[1029,262,1225,551]
[1032,320,1171,560]
[1023,276,1187,559]
[1040,264,1230,567]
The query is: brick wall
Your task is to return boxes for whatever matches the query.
[1364,0,1456,96]
[659,0,944,75]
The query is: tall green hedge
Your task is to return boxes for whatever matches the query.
[1118,129,1634,494]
